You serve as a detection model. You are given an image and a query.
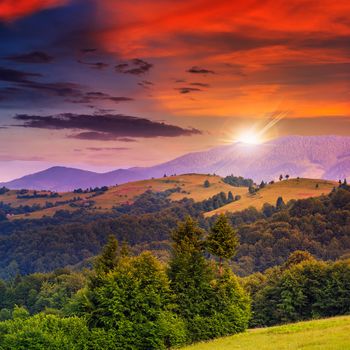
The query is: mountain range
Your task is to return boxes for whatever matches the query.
[2,135,350,191]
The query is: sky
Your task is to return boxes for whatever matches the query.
[0,0,349,181]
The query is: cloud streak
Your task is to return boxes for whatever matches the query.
[176,87,202,94]
[0,67,133,105]
[187,66,215,74]
[5,51,54,63]
[14,113,202,139]
[115,58,153,75]
[0,0,70,21]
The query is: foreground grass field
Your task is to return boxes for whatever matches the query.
[181,316,350,350]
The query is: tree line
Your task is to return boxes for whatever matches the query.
[1,216,350,348]
[0,185,349,279]
[0,216,250,348]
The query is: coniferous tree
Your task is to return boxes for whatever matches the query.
[228,191,234,202]
[204,180,210,188]
[168,217,214,340]
[94,235,119,275]
[206,214,239,274]
[168,216,250,341]
[276,196,285,210]
[120,241,130,257]
[248,186,256,194]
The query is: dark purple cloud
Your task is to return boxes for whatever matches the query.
[68,92,133,104]
[138,80,154,89]
[115,58,153,75]
[0,67,42,83]
[13,113,202,140]
[176,87,202,94]
[71,132,121,141]
[80,48,97,53]
[5,51,54,64]
[77,60,109,69]
[190,82,210,87]
[0,67,132,105]
[187,66,215,74]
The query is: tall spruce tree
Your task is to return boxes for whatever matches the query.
[169,216,250,341]
[206,214,239,274]
[94,235,119,274]
[168,217,214,341]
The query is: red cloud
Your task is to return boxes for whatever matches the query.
[96,0,350,58]
[0,0,69,21]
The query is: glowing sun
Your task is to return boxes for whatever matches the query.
[237,131,261,145]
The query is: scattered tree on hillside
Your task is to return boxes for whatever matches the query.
[0,187,9,195]
[276,196,285,210]
[262,203,275,218]
[279,174,283,181]
[285,174,290,180]
[228,191,234,202]
[223,175,254,187]
[204,180,210,188]
[248,186,256,194]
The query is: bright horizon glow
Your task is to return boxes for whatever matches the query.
[237,131,262,145]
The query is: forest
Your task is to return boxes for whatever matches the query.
[0,184,349,279]
[0,214,350,348]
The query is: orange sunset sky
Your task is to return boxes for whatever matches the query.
[0,0,349,180]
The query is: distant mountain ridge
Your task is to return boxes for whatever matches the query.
[2,135,350,191]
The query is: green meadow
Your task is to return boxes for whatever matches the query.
[181,316,350,350]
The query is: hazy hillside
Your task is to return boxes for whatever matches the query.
[153,135,350,182]
[1,175,335,220]
[3,174,244,219]
[206,178,336,217]
[2,136,350,191]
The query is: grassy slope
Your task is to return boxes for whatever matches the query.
[0,190,89,207]
[2,176,337,220]
[206,178,336,217]
[181,316,350,350]
[5,174,239,219]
